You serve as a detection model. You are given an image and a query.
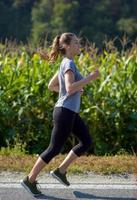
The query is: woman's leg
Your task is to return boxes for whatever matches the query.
[59,150,78,174]
[71,114,92,156]
[58,114,92,173]
[28,122,70,183]
[28,157,46,183]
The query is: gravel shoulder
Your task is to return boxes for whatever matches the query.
[0,171,136,184]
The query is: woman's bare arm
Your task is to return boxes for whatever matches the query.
[48,71,59,92]
[64,69,100,95]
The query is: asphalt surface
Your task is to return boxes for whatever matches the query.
[0,171,137,200]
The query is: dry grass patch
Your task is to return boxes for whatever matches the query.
[0,154,136,175]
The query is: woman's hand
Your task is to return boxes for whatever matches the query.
[89,69,100,80]
[80,88,84,95]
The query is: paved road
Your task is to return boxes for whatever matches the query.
[0,172,137,200]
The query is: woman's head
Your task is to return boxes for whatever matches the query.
[49,32,81,62]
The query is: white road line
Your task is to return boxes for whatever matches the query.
[0,183,137,189]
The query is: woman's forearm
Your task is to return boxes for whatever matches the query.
[52,85,59,92]
[67,71,99,95]
[48,84,59,92]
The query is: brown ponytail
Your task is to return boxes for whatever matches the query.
[49,35,61,62]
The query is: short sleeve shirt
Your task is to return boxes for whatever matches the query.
[55,57,83,113]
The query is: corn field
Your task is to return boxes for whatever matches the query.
[0,38,137,155]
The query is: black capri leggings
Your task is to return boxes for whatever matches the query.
[40,107,92,163]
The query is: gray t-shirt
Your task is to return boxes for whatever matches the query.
[55,57,83,113]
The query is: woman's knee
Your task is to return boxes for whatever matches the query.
[72,137,92,156]
[40,145,61,163]
[78,135,92,154]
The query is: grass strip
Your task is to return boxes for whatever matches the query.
[0,154,136,175]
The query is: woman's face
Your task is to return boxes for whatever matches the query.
[67,36,81,56]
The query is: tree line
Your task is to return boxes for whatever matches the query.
[0,0,137,47]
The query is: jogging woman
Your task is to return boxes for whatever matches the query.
[21,32,100,196]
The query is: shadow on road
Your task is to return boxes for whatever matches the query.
[73,191,137,200]
[31,191,137,200]
[35,193,69,200]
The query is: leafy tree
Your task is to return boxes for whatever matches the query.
[117,18,137,36]
[0,0,35,42]
[0,0,137,48]
[31,0,79,45]
[31,0,54,45]
[0,1,14,40]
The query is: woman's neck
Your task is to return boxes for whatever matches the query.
[65,52,74,60]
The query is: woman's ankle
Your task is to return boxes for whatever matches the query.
[58,167,66,174]
[28,175,36,183]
